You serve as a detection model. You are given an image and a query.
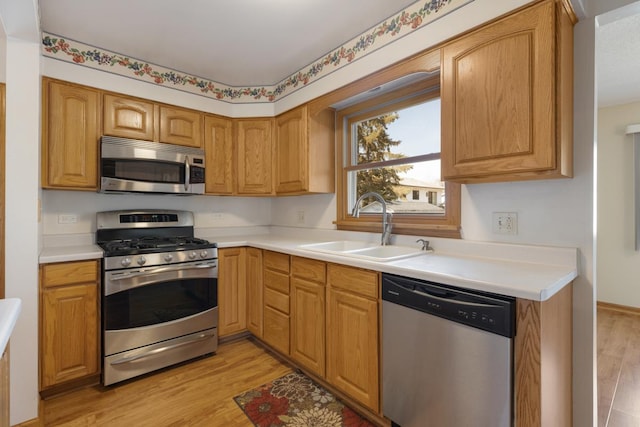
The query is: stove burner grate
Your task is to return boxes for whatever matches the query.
[100,236,213,256]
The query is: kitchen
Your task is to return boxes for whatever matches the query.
[0,0,615,425]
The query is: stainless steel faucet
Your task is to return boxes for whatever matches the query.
[352,191,393,246]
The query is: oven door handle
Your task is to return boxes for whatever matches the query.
[108,261,217,281]
[109,331,215,366]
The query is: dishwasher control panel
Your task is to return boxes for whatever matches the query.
[382,273,516,338]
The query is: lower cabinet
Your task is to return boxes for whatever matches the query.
[218,248,247,337]
[258,252,380,414]
[326,264,380,413]
[40,260,99,391]
[263,251,291,354]
[246,247,264,338]
[290,257,326,377]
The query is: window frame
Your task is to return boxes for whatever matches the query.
[335,78,461,239]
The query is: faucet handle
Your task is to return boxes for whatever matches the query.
[416,239,432,251]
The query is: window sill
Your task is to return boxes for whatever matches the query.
[335,219,461,239]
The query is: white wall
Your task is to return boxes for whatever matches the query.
[42,191,272,236]
[5,39,41,425]
[597,101,640,306]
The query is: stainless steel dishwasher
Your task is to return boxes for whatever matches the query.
[382,273,516,427]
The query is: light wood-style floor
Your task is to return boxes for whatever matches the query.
[41,307,638,427]
[598,305,640,427]
[41,338,292,426]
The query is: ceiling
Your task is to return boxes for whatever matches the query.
[38,0,418,87]
[37,0,640,107]
[597,6,640,107]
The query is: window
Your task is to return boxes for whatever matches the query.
[335,78,461,238]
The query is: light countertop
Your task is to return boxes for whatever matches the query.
[209,235,577,301]
[0,298,21,355]
[39,244,103,263]
[39,230,578,301]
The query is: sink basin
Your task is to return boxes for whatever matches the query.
[299,240,378,253]
[347,245,424,261]
[299,240,424,262]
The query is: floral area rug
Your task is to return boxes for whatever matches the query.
[233,371,375,427]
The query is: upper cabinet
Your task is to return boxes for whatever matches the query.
[204,115,234,194]
[159,106,203,148]
[441,0,573,183]
[103,94,156,141]
[236,118,274,195]
[103,94,203,148]
[275,105,335,195]
[42,79,100,190]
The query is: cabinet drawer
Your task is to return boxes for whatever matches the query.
[327,264,378,299]
[263,306,289,355]
[41,261,99,288]
[264,288,289,314]
[264,251,290,274]
[264,270,289,295]
[291,257,326,284]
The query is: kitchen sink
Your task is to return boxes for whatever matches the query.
[299,240,424,262]
[346,245,424,261]
[299,240,377,252]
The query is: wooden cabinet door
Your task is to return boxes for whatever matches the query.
[291,277,325,377]
[276,106,308,194]
[291,257,326,376]
[246,247,263,338]
[441,0,559,182]
[326,264,379,412]
[41,283,98,388]
[204,115,234,194]
[236,119,273,195]
[275,105,335,195]
[40,260,99,390]
[43,79,100,189]
[218,248,247,337]
[159,106,203,148]
[103,94,156,140]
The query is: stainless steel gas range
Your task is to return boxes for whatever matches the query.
[96,209,218,386]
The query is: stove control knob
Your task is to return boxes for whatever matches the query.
[200,250,208,258]
[137,256,147,266]
[189,251,197,260]
[164,254,174,262]
[121,257,132,267]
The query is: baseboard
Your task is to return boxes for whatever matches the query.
[597,301,640,315]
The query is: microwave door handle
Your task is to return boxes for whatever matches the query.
[184,156,190,192]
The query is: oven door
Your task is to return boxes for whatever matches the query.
[103,260,218,357]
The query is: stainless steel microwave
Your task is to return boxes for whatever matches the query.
[100,136,205,195]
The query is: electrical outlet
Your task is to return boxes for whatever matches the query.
[492,212,518,235]
[297,210,305,224]
[58,214,77,224]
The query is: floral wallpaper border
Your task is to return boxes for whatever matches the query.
[42,0,473,103]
